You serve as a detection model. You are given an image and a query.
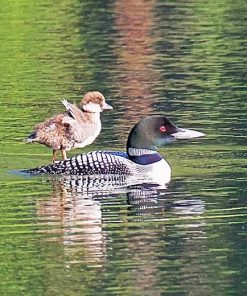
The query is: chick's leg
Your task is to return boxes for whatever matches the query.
[61,149,67,160]
[52,150,58,163]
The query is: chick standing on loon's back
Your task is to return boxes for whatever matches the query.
[21,115,205,180]
[25,91,113,162]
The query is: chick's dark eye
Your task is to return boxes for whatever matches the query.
[160,125,167,132]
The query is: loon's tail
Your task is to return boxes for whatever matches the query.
[24,131,37,143]
[20,163,59,175]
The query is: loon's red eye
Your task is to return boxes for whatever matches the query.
[160,125,166,132]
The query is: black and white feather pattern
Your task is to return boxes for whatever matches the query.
[22,151,140,176]
[50,174,155,193]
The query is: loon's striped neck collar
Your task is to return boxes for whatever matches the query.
[128,147,157,156]
[128,147,162,165]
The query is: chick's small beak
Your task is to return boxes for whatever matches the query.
[102,101,113,110]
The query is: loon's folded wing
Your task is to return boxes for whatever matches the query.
[20,151,132,176]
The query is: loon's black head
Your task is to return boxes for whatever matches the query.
[127,115,205,154]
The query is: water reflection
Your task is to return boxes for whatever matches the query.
[37,178,106,265]
[37,175,205,273]
[114,0,159,127]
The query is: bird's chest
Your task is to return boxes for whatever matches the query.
[135,159,171,184]
[73,121,101,148]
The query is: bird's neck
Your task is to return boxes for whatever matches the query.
[82,111,100,123]
[127,147,162,165]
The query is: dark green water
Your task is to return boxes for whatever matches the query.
[0,0,246,295]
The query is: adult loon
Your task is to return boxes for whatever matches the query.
[25,91,113,162]
[22,115,204,181]
[22,115,204,183]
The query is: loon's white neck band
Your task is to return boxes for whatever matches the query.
[128,147,157,156]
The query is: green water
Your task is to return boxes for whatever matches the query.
[0,0,246,295]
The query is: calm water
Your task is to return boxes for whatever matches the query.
[0,0,246,295]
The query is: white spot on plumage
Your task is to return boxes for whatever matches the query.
[92,152,98,162]
[101,158,106,166]
[82,154,87,163]
[77,158,82,166]
[97,153,102,163]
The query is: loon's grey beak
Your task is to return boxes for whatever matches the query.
[102,102,113,110]
[171,128,205,139]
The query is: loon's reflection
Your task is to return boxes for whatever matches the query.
[37,174,205,268]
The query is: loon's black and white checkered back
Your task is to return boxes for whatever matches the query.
[22,151,133,175]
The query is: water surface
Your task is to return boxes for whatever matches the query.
[0,0,246,295]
